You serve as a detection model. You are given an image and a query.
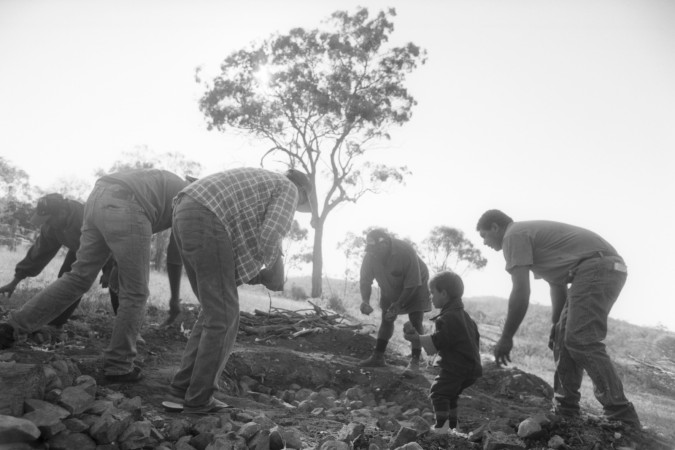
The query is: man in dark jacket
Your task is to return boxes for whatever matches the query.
[358,228,432,374]
[0,194,115,325]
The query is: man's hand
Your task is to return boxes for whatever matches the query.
[360,302,374,315]
[494,335,513,367]
[384,302,400,322]
[0,280,19,298]
[548,324,557,351]
[161,299,182,328]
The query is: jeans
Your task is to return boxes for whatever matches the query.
[552,256,640,426]
[8,181,151,375]
[169,196,240,409]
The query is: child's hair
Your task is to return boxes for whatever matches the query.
[429,271,464,300]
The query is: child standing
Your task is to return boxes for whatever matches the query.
[403,271,482,433]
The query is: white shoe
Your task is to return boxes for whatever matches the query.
[430,422,449,435]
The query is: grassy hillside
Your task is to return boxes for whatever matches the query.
[1,246,674,439]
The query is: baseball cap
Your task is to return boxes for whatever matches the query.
[365,229,390,251]
[30,193,66,226]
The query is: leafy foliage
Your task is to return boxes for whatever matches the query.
[421,226,487,274]
[95,146,203,179]
[0,157,32,203]
[198,7,426,296]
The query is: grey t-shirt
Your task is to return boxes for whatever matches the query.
[502,220,619,285]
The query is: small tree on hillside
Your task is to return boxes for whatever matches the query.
[197,7,426,297]
[422,226,487,275]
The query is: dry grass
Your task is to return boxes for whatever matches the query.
[2,245,673,440]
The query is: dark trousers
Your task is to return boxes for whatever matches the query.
[430,369,477,414]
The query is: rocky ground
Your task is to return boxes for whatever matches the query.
[1,303,673,450]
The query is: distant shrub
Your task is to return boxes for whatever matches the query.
[325,292,346,313]
[289,284,309,301]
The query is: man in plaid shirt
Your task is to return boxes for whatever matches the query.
[167,167,312,414]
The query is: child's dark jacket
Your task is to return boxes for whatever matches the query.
[419,299,482,378]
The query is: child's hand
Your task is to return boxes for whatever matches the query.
[402,321,420,344]
[403,321,416,335]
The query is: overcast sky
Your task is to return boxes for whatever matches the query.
[1,0,674,331]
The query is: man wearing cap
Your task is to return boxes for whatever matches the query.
[165,167,312,414]
[0,169,188,383]
[475,209,641,428]
[358,229,431,375]
[0,193,116,326]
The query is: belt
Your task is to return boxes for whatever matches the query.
[576,250,618,266]
[567,251,620,283]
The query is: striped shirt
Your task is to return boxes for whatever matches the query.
[180,168,298,285]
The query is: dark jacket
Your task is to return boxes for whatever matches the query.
[422,299,482,378]
[15,199,83,280]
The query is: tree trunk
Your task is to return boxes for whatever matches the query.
[311,222,324,298]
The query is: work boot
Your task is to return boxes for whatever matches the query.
[403,357,420,377]
[359,351,386,367]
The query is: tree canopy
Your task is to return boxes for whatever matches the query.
[198,7,426,296]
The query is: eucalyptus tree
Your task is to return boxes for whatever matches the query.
[198,7,426,296]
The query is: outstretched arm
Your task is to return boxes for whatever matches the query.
[494,266,531,366]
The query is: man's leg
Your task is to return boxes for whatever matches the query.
[170,197,239,409]
[564,258,640,427]
[7,186,110,336]
[553,301,583,416]
[99,186,152,377]
[50,250,83,327]
[360,306,394,367]
[404,311,424,375]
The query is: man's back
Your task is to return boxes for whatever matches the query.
[503,220,619,285]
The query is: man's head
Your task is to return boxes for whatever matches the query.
[365,228,392,261]
[30,193,68,227]
[429,271,464,308]
[284,169,312,214]
[476,209,513,251]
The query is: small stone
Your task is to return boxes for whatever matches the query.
[548,435,566,449]
[517,418,542,438]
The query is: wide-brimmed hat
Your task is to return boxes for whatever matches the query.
[30,193,66,226]
[284,169,313,213]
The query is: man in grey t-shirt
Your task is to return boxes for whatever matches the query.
[476,209,640,429]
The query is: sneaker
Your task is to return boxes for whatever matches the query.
[104,366,144,383]
[430,422,450,435]
[0,323,15,349]
[183,398,233,415]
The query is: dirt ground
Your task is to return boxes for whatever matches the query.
[4,303,675,450]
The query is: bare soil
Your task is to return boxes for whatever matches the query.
[5,303,674,450]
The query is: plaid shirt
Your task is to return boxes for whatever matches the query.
[181,168,298,285]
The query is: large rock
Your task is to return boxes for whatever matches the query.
[47,432,97,450]
[22,408,66,438]
[57,385,95,415]
[0,362,46,416]
[23,398,70,419]
[0,415,41,444]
